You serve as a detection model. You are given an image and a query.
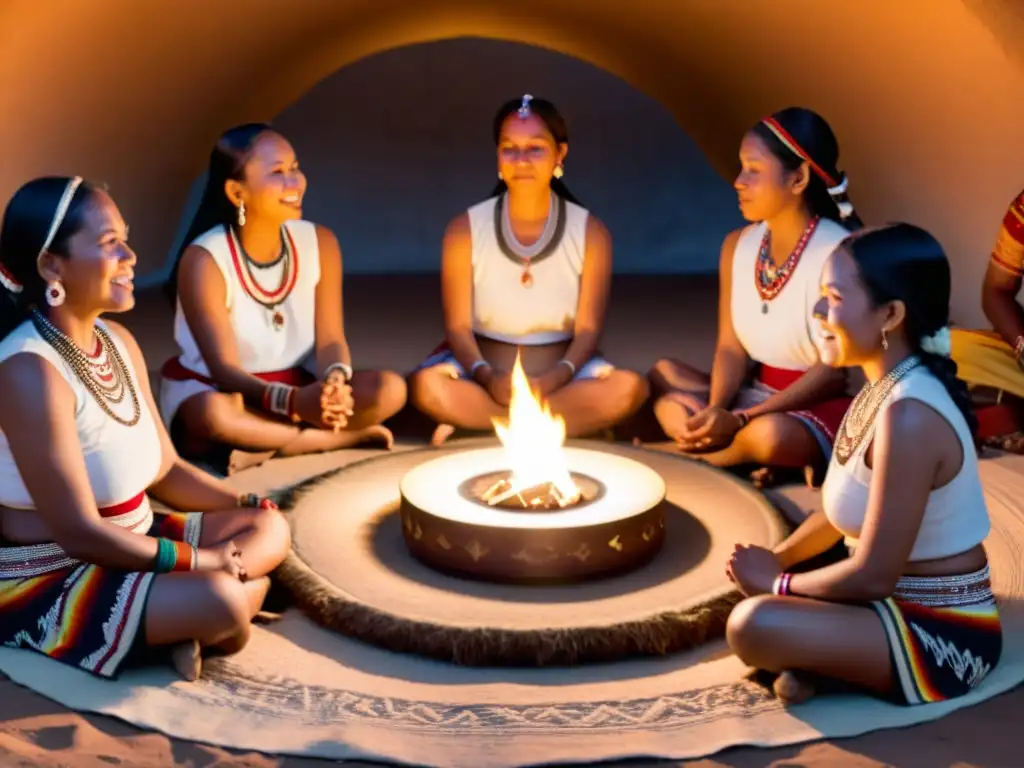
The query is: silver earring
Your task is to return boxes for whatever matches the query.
[881,328,889,350]
[46,280,65,308]
[553,165,564,179]
[237,201,246,227]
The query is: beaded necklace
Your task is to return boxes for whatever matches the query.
[754,216,820,314]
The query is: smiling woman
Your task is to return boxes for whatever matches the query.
[160,124,407,473]
[0,176,292,682]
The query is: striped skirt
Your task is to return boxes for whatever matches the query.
[0,511,204,678]
[871,565,1002,705]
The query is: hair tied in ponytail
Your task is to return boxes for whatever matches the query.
[920,326,952,358]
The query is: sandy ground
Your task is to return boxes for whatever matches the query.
[1,275,1018,767]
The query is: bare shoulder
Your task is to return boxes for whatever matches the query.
[0,351,74,419]
[585,214,612,249]
[101,320,145,365]
[444,211,471,241]
[719,227,748,265]
[313,222,341,253]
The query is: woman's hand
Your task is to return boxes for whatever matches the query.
[320,375,355,431]
[194,539,247,581]
[726,544,783,597]
[485,373,514,407]
[676,406,743,452]
[529,366,572,397]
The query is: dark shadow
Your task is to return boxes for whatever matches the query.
[367,499,712,604]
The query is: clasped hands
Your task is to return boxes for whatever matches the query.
[726,543,783,597]
[479,364,577,407]
[293,370,355,430]
[669,393,745,453]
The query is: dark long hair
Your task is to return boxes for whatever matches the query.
[751,107,863,229]
[844,223,977,443]
[489,96,581,205]
[0,176,99,341]
[164,122,275,301]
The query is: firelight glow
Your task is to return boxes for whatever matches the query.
[490,354,581,506]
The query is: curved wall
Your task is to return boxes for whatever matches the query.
[1,0,1022,325]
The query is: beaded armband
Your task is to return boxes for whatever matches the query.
[772,572,793,596]
[324,362,353,382]
[237,493,280,510]
[263,382,299,422]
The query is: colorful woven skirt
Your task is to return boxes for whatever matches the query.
[0,511,204,678]
[871,565,1002,705]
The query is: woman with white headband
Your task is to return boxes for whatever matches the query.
[649,106,862,484]
[726,223,999,708]
[408,95,648,445]
[162,123,407,473]
[0,177,291,681]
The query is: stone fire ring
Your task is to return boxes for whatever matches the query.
[274,438,788,667]
[399,446,667,583]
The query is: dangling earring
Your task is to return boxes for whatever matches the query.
[881,328,889,351]
[46,280,65,308]
[497,171,503,181]
[237,201,246,227]
[553,165,564,179]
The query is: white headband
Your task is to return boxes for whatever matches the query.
[38,176,84,258]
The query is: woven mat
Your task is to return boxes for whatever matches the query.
[1,444,1023,768]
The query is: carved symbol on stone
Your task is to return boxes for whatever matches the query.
[436,535,452,550]
[608,535,623,552]
[414,523,423,541]
[511,546,558,564]
[568,543,592,562]
[642,525,655,542]
[464,539,490,561]
[403,514,413,532]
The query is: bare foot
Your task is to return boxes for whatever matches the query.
[431,423,457,447]
[750,466,775,489]
[333,424,394,450]
[171,639,201,682]
[253,610,283,624]
[773,670,816,705]
[227,449,277,476]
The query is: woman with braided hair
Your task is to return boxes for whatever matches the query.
[649,107,861,483]
[0,177,291,682]
[726,224,1000,707]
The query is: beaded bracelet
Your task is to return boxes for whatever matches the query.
[324,362,353,382]
[154,538,196,573]
[237,492,280,510]
[772,572,793,596]
[263,382,299,422]
[557,359,576,376]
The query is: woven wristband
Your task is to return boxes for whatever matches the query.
[154,538,177,573]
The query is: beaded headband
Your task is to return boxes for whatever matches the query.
[0,176,83,295]
[760,117,854,220]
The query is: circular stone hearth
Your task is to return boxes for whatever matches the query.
[399,446,667,583]
[276,438,788,667]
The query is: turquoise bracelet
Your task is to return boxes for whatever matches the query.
[154,537,177,573]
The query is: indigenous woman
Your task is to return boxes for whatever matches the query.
[726,224,1000,707]
[408,95,648,445]
[0,177,291,681]
[161,124,407,472]
[648,107,860,481]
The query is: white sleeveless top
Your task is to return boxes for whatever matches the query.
[467,195,589,345]
[172,220,321,376]
[0,319,162,531]
[821,365,990,561]
[731,218,849,371]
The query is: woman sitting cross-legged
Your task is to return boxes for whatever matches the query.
[408,95,648,445]
[725,224,1000,707]
[161,123,407,473]
[0,177,291,681]
[648,107,861,484]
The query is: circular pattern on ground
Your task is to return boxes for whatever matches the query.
[400,446,668,582]
[277,438,788,666]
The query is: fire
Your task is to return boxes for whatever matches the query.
[487,354,581,508]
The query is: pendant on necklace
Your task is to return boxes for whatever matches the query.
[761,302,769,314]
[521,268,533,288]
[270,309,285,331]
